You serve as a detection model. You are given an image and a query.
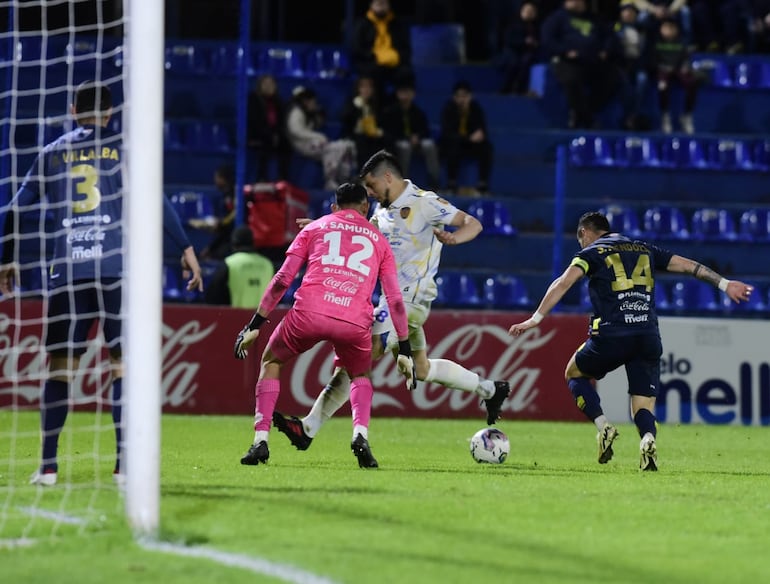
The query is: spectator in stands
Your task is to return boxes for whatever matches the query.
[351,0,412,102]
[653,18,700,134]
[341,75,392,171]
[247,74,291,182]
[195,164,236,261]
[204,226,275,308]
[540,0,626,129]
[286,86,356,191]
[749,0,770,53]
[614,1,651,129]
[631,0,692,44]
[497,1,541,95]
[439,80,493,195]
[382,78,441,190]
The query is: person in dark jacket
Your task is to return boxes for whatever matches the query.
[247,74,291,181]
[540,0,624,128]
[439,80,493,195]
[498,1,542,95]
[381,79,440,189]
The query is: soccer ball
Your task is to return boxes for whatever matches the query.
[470,428,510,464]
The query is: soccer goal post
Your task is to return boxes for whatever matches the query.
[124,0,164,536]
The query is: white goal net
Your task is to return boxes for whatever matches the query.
[0,0,161,544]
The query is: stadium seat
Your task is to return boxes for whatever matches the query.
[165,44,209,75]
[255,47,304,78]
[655,281,671,312]
[691,57,732,87]
[190,121,232,152]
[613,136,660,168]
[712,139,754,171]
[483,275,530,309]
[169,191,211,224]
[163,120,187,150]
[691,208,737,241]
[568,136,614,167]
[466,201,516,236]
[738,209,770,242]
[304,48,350,79]
[751,140,770,171]
[410,24,466,65]
[162,264,183,300]
[435,273,481,307]
[733,62,758,89]
[599,204,641,237]
[670,280,719,312]
[209,44,242,75]
[643,205,690,240]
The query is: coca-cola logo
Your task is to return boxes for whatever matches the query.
[620,300,650,312]
[322,276,359,294]
[67,227,106,243]
[0,313,216,407]
[290,324,556,416]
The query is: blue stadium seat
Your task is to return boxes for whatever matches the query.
[255,47,304,78]
[655,281,671,312]
[691,208,737,241]
[163,120,187,150]
[209,45,242,75]
[191,121,232,152]
[569,136,614,167]
[483,275,530,309]
[711,139,754,171]
[671,280,719,311]
[599,204,641,237]
[435,273,482,307]
[169,191,211,223]
[613,136,660,168]
[304,48,350,79]
[738,209,770,242]
[466,201,516,236]
[759,63,770,89]
[163,264,183,300]
[751,140,770,171]
[410,24,466,65]
[734,62,758,89]
[691,57,732,87]
[643,205,689,240]
[165,44,209,75]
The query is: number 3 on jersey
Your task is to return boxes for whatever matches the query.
[605,253,653,292]
[71,164,102,213]
[321,231,374,276]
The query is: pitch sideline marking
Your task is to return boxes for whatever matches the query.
[141,538,340,584]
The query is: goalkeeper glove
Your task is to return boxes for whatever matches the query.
[396,340,416,391]
[234,313,268,360]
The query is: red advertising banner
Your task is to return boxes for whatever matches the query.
[0,300,587,421]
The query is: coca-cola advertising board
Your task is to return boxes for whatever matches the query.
[0,300,588,421]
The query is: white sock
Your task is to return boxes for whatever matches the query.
[424,358,486,395]
[353,424,368,440]
[303,368,351,437]
[641,432,655,444]
[253,430,269,444]
[594,415,609,431]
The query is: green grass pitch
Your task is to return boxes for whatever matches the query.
[2,411,769,584]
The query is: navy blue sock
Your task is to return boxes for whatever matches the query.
[634,408,657,438]
[568,378,604,421]
[41,380,69,473]
[111,378,123,474]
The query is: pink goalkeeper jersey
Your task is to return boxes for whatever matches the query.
[288,209,397,330]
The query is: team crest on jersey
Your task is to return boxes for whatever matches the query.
[400,207,411,219]
[436,197,450,205]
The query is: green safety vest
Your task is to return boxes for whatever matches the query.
[225,251,274,308]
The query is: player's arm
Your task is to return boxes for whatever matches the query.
[380,266,415,390]
[233,252,303,359]
[433,210,482,246]
[509,264,585,336]
[162,195,203,291]
[0,169,43,296]
[666,254,754,304]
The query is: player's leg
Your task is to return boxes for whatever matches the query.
[101,278,124,480]
[567,338,620,464]
[31,285,94,485]
[626,335,662,471]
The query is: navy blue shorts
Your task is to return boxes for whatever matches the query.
[574,333,662,397]
[46,278,122,357]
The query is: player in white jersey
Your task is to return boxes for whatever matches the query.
[272,150,510,451]
[233,182,414,468]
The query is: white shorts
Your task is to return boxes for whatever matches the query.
[371,296,431,353]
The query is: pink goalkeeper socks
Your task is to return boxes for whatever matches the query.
[254,378,280,432]
[350,376,373,430]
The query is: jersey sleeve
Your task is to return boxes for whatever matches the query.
[647,242,675,271]
[419,193,459,227]
[162,195,192,252]
[570,251,591,275]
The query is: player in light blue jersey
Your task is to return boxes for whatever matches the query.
[509,211,754,471]
[0,81,203,486]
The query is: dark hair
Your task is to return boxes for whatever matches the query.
[231,225,255,250]
[452,80,472,94]
[358,149,403,179]
[335,182,368,207]
[577,211,611,234]
[74,81,112,115]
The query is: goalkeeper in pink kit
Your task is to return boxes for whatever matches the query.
[234,182,413,468]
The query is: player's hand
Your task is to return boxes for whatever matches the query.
[433,227,458,246]
[725,280,754,304]
[296,217,312,230]
[181,246,204,292]
[234,325,259,359]
[0,263,19,297]
[508,318,540,337]
[397,354,416,391]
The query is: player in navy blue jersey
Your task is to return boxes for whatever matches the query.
[509,211,753,471]
[0,81,203,486]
